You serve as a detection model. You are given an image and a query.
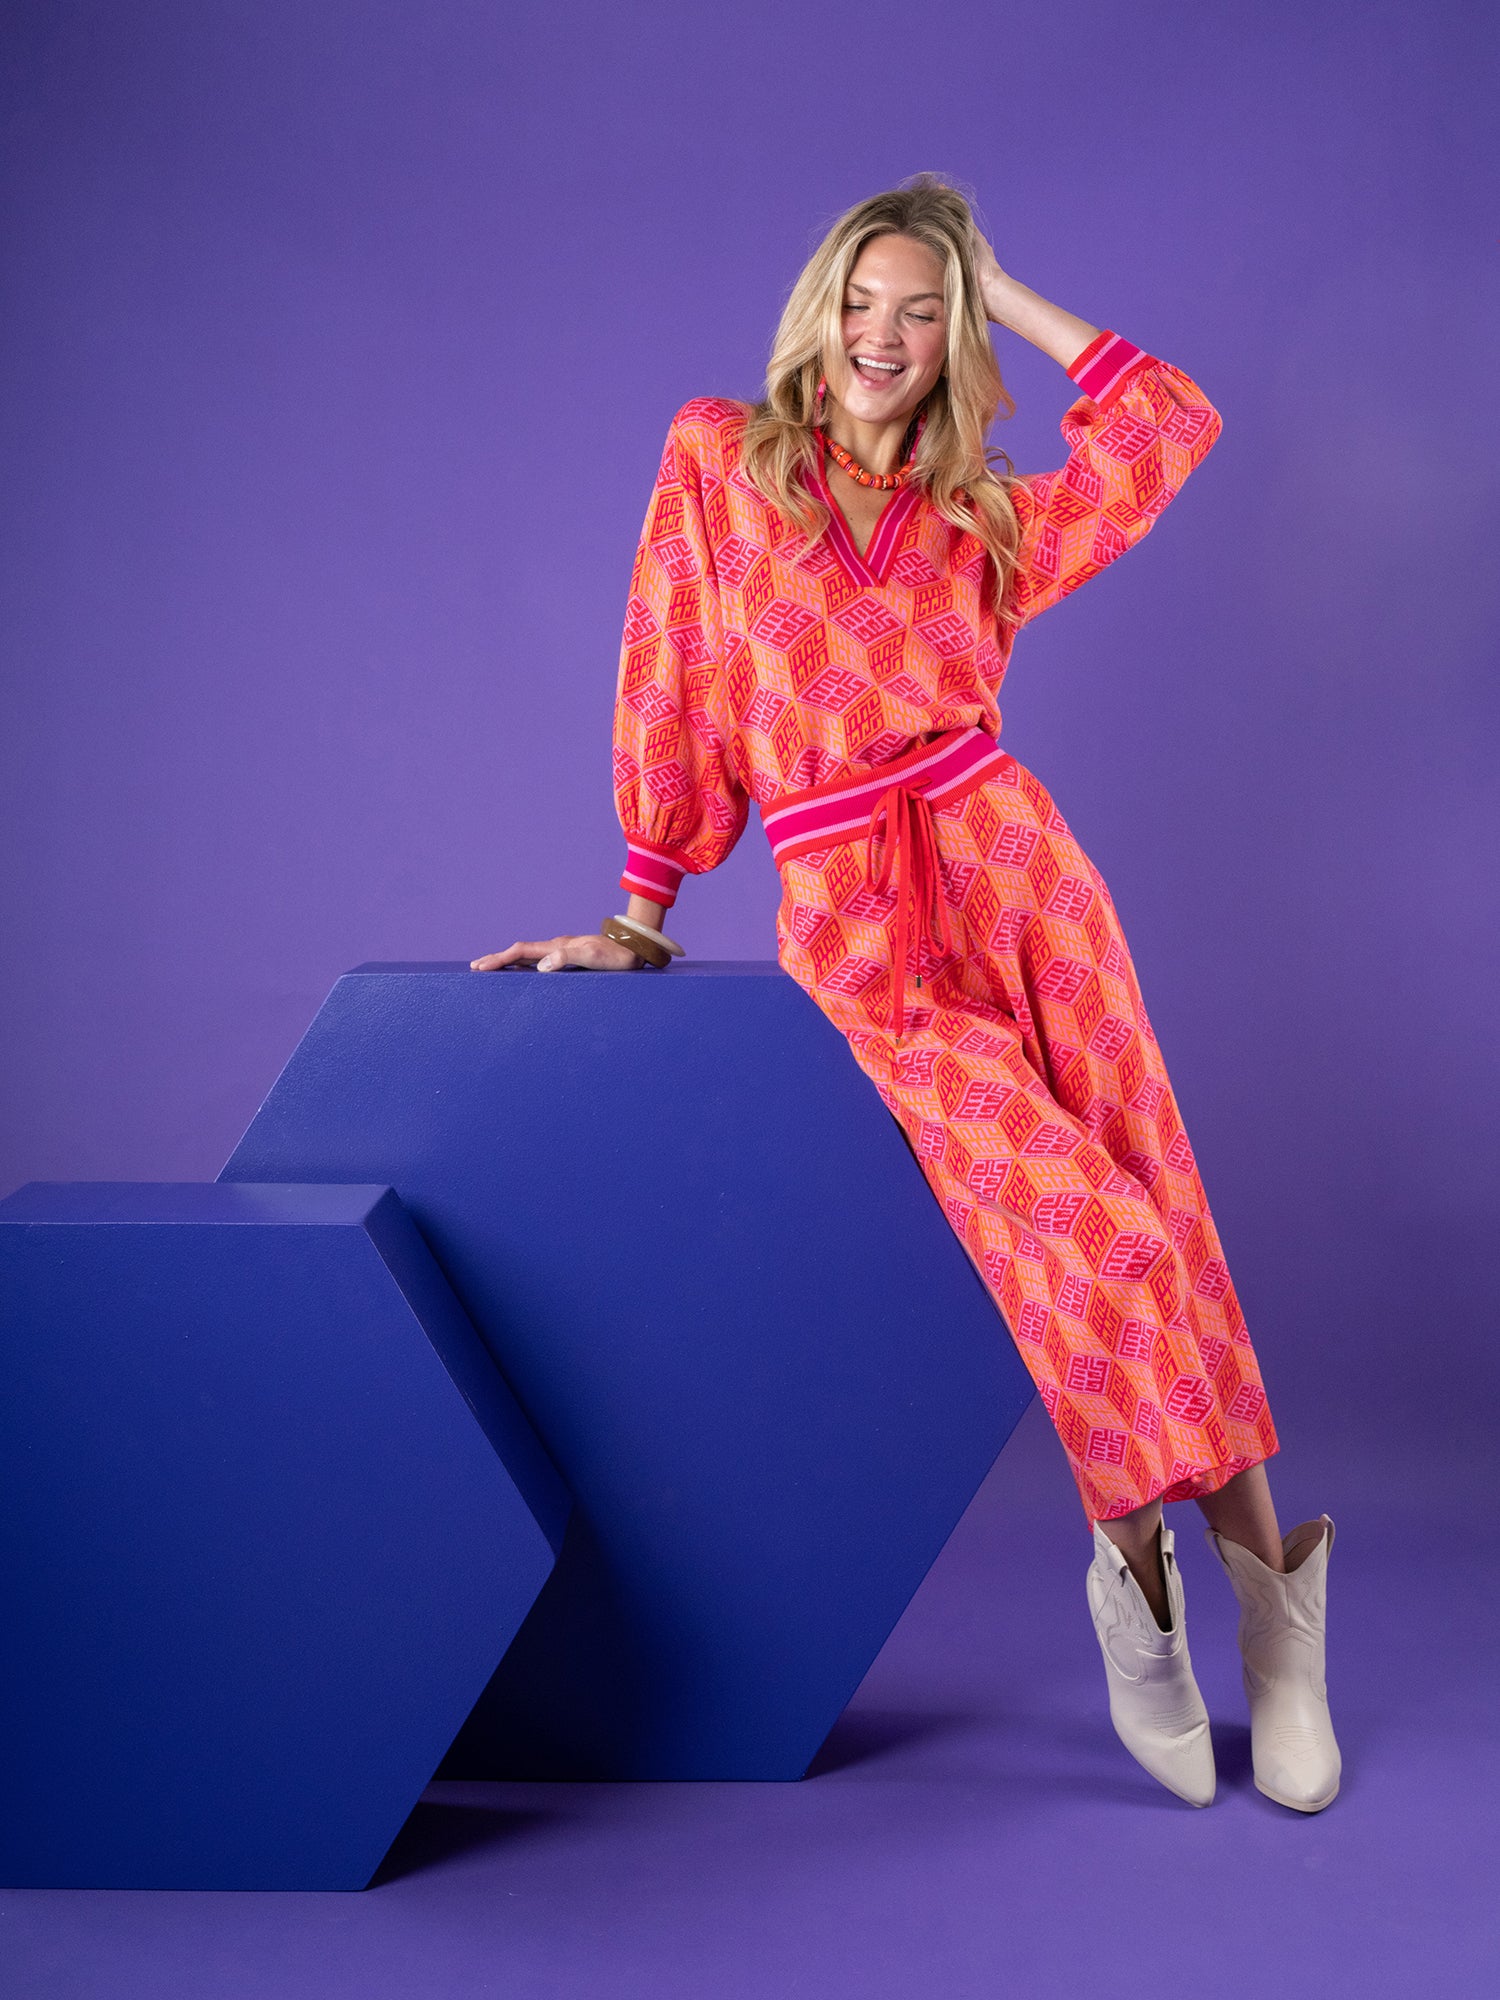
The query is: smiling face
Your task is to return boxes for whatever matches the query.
[827,232,949,429]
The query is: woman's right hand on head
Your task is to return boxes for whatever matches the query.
[469,934,642,973]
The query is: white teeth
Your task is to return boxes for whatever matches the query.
[854,356,902,375]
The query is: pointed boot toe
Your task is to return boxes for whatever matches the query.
[1252,1728,1341,1813]
[1087,1519,1216,1807]
[1206,1514,1341,1814]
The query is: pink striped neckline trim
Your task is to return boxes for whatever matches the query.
[810,431,922,587]
[763,724,1006,867]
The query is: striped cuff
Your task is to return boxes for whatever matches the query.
[1066,329,1155,407]
[620,838,689,907]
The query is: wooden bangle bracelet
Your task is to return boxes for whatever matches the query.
[600,917,670,969]
[611,913,685,958]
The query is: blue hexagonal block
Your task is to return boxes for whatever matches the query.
[0,1181,569,1890]
[221,963,1035,1780]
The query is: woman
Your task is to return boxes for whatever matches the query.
[472,176,1339,1813]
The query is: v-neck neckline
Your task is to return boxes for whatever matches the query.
[811,430,921,589]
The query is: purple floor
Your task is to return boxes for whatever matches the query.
[3,1402,1492,1999]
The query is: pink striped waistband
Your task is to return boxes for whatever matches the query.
[762,724,1007,869]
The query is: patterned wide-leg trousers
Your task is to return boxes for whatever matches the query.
[774,752,1279,1522]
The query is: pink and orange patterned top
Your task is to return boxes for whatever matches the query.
[612,330,1222,907]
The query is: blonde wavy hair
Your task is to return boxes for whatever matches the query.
[739,174,1023,620]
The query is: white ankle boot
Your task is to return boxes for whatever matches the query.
[1205,1515,1341,1812]
[1086,1518,1216,1806]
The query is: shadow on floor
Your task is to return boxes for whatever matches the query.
[1211,1720,1254,1789]
[805,1707,974,1777]
[369,1795,556,1886]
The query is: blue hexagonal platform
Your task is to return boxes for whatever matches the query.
[0,1181,569,1890]
[221,964,1036,1780]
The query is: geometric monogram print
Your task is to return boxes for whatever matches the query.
[614,331,1274,1521]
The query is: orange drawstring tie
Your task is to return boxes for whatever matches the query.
[865,782,955,1041]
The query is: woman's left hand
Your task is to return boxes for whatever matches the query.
[972,230,1015,324]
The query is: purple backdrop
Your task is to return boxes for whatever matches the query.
[2,6,1498,1991]
[3,0,1497,1488]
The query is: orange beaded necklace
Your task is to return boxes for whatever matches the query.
[823,436,907,489]
[819,410,926,490]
